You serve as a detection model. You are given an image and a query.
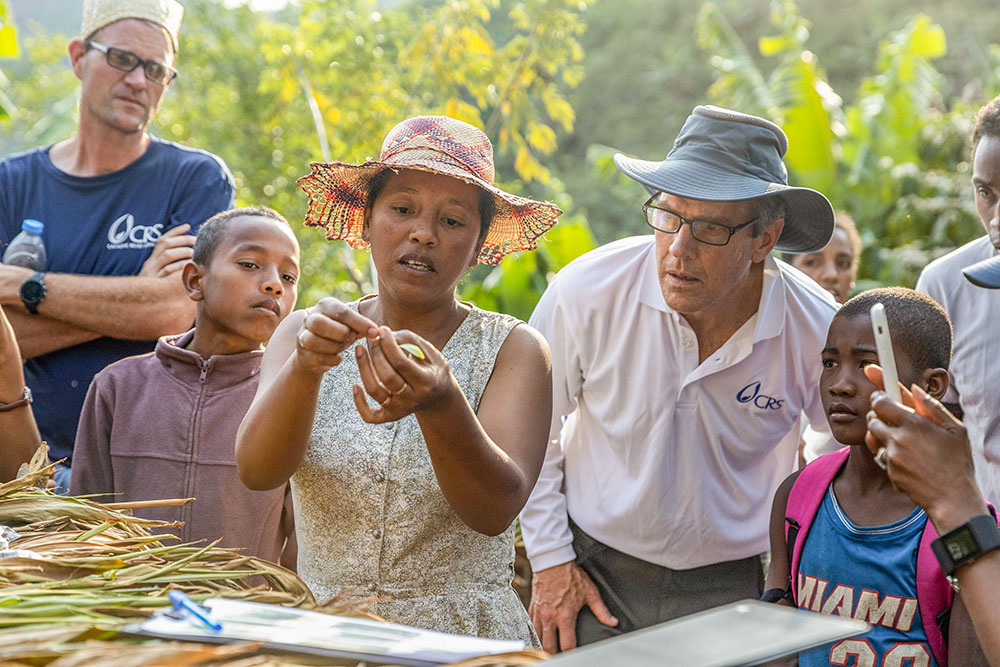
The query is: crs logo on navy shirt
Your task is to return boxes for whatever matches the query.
[106,213,163,250]
[737,381,784,410]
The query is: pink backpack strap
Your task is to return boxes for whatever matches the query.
[916,519,951,666]
[784,447,851,605]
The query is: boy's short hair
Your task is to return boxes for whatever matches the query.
[192,206,290,266]
[837,287,952,371]
[971,95,1000,161]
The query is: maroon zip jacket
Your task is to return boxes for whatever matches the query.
[70,330,294,566]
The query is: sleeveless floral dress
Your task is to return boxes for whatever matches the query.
[291,300,537,644]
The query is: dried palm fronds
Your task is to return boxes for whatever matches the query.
[0,632,289,667]
[0,459,332,626]
[442,651,550,666]
[0,449,544,665]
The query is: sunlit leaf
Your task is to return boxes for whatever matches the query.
[542,89,574,132]
[759,34,793,57]
[526,122,557,153]
[0,25,17,58]
[458,27,492,57]
[779,58,837,192]
[907,15,946,59]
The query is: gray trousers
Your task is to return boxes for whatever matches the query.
[571,520,764,647]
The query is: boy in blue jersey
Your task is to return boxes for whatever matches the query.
[764,287,987,665]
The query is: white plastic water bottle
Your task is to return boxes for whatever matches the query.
[2,219,47,271]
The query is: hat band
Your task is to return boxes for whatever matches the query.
[380,144,494,185]
[669,142,786,185]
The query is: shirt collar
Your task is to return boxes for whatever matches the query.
[637,241,672,314]
[154,330,264,388]
[637,242,787,341]
[753,254,786,343]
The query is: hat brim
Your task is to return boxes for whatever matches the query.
[614,154,834,253]
[962,254,1000,289]
[297,160,562,266]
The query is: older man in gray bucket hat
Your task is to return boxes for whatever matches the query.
[521,105,839,652]
[0,0,234,489]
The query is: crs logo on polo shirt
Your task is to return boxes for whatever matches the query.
[106,214,163,250]
[736,381,784,410]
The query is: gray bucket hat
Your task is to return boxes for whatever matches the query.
[962,253,1000,289]
[614,105,835,253]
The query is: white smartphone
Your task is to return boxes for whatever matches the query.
[870,303,902,403]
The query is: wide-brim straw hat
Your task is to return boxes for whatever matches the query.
[81,0,184,52]
[613,105,834,253]
[963,252,1000,289]
[297,116,563,266]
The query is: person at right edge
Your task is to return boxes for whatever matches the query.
[520,105,839,652]
[916,95,1000,507]
[866,252,1000,666]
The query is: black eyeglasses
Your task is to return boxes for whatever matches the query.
[642,195,758,246]
[86,41,178,86]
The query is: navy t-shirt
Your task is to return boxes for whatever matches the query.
[0,136,235,464]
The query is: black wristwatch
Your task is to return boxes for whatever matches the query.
[931,514,1000,576]
[19,271,46,315]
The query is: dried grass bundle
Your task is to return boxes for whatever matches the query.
[0,450,545,666]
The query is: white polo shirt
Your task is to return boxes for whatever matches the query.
[521,236,838,571]
[917,236,1000,505]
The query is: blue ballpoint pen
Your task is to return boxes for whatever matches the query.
[168,589,223,632]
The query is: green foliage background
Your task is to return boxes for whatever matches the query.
[693,0,1000,291]
[2,0,999,313]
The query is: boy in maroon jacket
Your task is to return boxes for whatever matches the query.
[71,206,300,566]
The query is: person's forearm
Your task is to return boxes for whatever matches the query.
[0,267,195,340]
[235,356,325,490]
[5,307,100,359]
[0,305,41,480]
[0,409,39,481]
[417,386,530,535]
[928,495,991,535]
[520,432,577,571]
[954,552,1000,664]
[926,495,1000,664]
[0,305,26,383]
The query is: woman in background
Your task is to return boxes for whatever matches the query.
[785,211,861,303]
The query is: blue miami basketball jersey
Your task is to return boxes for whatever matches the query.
[797,487,935,667]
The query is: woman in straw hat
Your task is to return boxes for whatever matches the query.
[236,116,561,642]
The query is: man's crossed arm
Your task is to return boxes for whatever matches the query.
[0,225,197,359]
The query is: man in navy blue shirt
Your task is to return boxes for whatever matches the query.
[0,0,235,486]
